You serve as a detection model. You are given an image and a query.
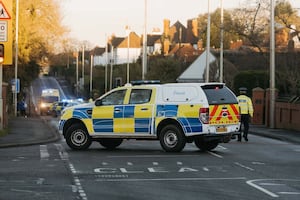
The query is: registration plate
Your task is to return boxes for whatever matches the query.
[216,126,227,133]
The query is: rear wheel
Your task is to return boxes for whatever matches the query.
[159,124,186,152]
[194,138,219,151]
[98,138,123,150]
[65,124,92,150]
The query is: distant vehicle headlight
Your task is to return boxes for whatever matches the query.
[40,103,46,108]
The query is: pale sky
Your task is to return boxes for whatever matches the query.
[60,0,300,47]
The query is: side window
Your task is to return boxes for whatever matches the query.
[129,89,152,104]
[101,90,126,105]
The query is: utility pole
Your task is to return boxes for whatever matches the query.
[110,45,114,90]
[90,54,93,97]
[105,36,108,92]
[142,0,147,80]
[270,0,275,128]
[81,45,85,90]
[219,0,224,83]
[76,50,79,97]
[205,0,211,82]
[14,0,19,117]
[126,26,131,83]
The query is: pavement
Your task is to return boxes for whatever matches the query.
[0,116,300,148]
[0,116,61,148]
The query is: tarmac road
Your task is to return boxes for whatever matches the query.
[0,115,299,148]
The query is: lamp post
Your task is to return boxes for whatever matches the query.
[220,0,224,83]
[14,0,19,117]
[90,53,93,97]
[142,0,147,80]
[105,35,108,92]
[125,26,131,83]
[270,0,275,128]
[110,45,114,90]
[205,0,211,82]
[75,50,79,97]
[81,45,85,90]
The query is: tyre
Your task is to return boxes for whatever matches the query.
[65,124,92,150]
[98,138,123,150]
[159,124,186,152]
[194,138,219,151]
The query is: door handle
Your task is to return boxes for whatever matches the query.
[114,108,121,113]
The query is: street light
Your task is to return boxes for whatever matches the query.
[125,26,131,83]
[270,0,275,128]
[90,53,93,97]
[142,0,148,80]
[205,0,211,82]
[14,0,19,117]
[220,0,224,83]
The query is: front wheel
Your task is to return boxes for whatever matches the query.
[159,124,186,152]
[194,138,219,151]
[65,124,92,150]
[98,138,123,150]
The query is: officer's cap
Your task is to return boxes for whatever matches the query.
[239,87,247,91]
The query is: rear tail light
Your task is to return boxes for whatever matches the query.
[199,107,209,124]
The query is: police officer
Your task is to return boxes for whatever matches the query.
[237,87,253,141]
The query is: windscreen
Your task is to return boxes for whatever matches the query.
[41,96,59,103]
[201,84,238,105]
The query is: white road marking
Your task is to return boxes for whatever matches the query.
[217,145,227,150]
[102,162,108,165]
[36,178,45,185]
[252,161,265,165]
[202,167,210,172]
[108,155,200,158]
[177,162,183,165]
[207,151,223,158]
[55,144,87,200]
[247,179,279,198]
[246,179,300,198]
[278,192,300,195]
[234,162,255,171]
[40,145,49,160]
[259,183,284,186]
[95,177,246,182]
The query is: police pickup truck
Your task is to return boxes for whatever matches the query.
[59,81,240,152]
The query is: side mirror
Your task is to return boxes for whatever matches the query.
[95,99,102,106]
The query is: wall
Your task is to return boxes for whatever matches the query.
[252,88,300,131]
[275,102,300,131]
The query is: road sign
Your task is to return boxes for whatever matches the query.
[11,78,20,93]
[0,0,12,65]
[0,21,7,41]
[0,1,11,19]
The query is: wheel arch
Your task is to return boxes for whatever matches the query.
[157,118,184,138]
[63,118,87,137]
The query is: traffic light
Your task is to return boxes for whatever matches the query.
[0,44,4,64]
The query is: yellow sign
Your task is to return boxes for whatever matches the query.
[0,0,12,65]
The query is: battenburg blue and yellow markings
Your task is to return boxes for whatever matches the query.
[60,104,206,135]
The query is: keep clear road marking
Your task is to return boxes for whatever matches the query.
[95,177,247,182]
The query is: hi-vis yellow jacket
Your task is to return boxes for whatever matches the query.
[237,95,254,117]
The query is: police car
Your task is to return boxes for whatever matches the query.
[59,81,240,152]
[51,100,80,117]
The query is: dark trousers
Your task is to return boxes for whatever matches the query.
[238,114,250,140]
